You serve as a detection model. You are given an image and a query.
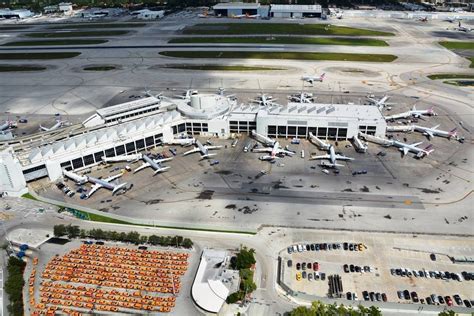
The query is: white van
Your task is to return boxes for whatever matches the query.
[301,150,305,159]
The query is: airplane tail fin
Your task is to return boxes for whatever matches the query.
[449,128,457,137]
[112,183,127,195]
[320,73,326,81]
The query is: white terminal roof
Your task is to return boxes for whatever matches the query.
[96,96,163,119]
[27,111,180,164]
[191,249,230,313]
[271,4,322,13]
[213,2,260,9]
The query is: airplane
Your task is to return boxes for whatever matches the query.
[245,13,260,19]
[251,93,278,106]
[302,73,325,85]
[0,119,16,131]
[40,118,67,132]
[288,92,314,103]
[367,95,394,111]
[198,11,208,18]
[359,132,434,158]
[308,133,353,167]
[456,21,472,32]
[413,125,458,140]
[384,106,437,121]
[445,16,460,23]
[418,16,428,22]
[183,139,222,159]
[251,130,294,161]
[101,154,172,175]
[230,13,246,19]
[62,169,127,199]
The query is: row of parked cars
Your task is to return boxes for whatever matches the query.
[390,268,471,282]
[293,261,320,271]
[362,291,387,302]
[287,242,367,254]
[397,290,472,307]
[296,271,326,282]
[343,264,373,273]
[56,182,75,198]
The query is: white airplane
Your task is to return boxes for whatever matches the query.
[413,125,458,140]
[456,21,472,32]
[62,169,127,199]
[289,92,314,103]
[0,119,16,131]
[231,13,246,19]
[385,106,437,121]
[251,94,277,106]
[351,135,368,153]
[302,73,325,85]
[166,137,196,147]
[392,140,434,158]
[245,13,260,19]
[183,139,222,159]
[445,16,460,23]
[251,130,294,161]
[308,133,353,167]
[367,95,394,111]
[101,154,172,175]
[418,16,428,22]
[40,119,66,132]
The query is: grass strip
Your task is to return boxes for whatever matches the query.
[159,51,397,62]
[169,36,388,46]
[439,41,474,50]
[49,23,146,29]
[443,80,474,87]
[2,39,107,46]
[0,65,46,72]
[428,73,474,80]
[25,30,128,38]
[83,66,117,71]
[162,64,285,71]
[183,23,394,36]
[469,57,474,68]
[0,52,80,60]
[0,26,29,30]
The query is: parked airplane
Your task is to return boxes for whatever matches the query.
[445,16,460,23]
[367,95,394,111]
[360,132,434,158]
[251,94,277,106]
[418,16,428,22]
[101,154,172,175]
[308,133,353,167]
[413,125,458,140]
[183,139,222,159]
[302,73,325,85]
[230,13,246,19]
[0,119,16,131]
[40,119,67,132]
[289,92,314,103]
[251,130,294,161]
[62,169,127,199]
[457,21,472,32]
[385,106,437,121]
[245,13,260,19]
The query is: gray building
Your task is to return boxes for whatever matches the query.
[213,2,269,17]
[270,4,322,18]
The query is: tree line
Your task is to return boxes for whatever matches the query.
[5,256,26,316]
[226,246,257,304]
[53,224,193,248]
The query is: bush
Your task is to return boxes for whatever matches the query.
[234,246,256,270]
[5,257,26,316]
[226,291,243,304]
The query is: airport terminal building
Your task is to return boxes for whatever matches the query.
[0,92,385,196]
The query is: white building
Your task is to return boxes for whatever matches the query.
[0,148,28,197]
[59,3,73,14]
[191,249,239,314]
[0,9,34,19]
[1,91,386,189]
[131,9,164,20]
[270,4,322,18]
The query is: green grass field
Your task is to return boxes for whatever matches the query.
[0,26,30,30]
[25,30,128,38]
[169,36,388,46]
[83,65,117,71]
[469,57,474,68]
[428,73,474,80]
[0,65,47,72]
[2,39,108,46]
[443,80,474,87]
[159,51,397,62]
[48,23,146,29]
[162,64,285,71]
[0,52,81,60]
[183,23,394,36]
[439,41,474,50]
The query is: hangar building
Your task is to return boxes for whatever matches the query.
[213,2,269,17]
[270,4,322,18]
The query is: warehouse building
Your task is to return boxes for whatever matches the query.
[213,2,269,17]
[270,4,322,18]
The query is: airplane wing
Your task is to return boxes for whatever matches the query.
[154,166,170,175]
[134,163,150,173]
[104,173,122,182]
[431,124,440,130]
[183,148,200,156]
[401,147,409,156]
[205,145,222,151]
[425,131,434,139]
[153,157,173,163]
[252,147,272,153]
[334,154,354,161]
[87,183,102,198]
[310,154,330,160]
[39,125,49,132]
[411,142,423,147]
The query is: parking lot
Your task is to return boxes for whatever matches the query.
[280,232,474,309]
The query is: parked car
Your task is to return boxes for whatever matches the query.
[397,291,403,299]
[375,293,382,301]
[308,273,313,281]
[343,264,349,273]
[445,296,453,306]
[210,160,219,166]
[403,290,410,300]
[453,295,463,305]
[426,297,433,305]
[411,292,419,302]
[382,293,387,302]
[369,292,375,301]
[347,292,353,300]
[438,296,445,304]
[296,272,302,281]
[343,242,348,250]
[287,260,293,268]
[287,247,293,254]
[363,291,369,301]
[350,264,355,272]
[430,253,436,261]
[296,263,301,270]
[320,272,326,281]
[313,262,319,271]
[302,271,307,279]
[302,263,306,270]
[464,300,471,308]
[310,244,315,251]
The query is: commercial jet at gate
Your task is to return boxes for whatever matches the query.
[183,139,222,159]
[308,133,353,168]
[62,170,127,199]
[101,154,172,175]
[251,130,294,161]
